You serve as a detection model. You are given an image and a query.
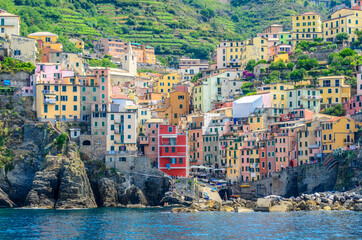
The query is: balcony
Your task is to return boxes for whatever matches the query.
[44,98,56,104]
[344,139,354,144]
[42,90,56,95]
[115,121,125,124]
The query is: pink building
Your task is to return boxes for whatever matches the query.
[357,72,362,95]
[240,147,251,182]
[92,68,112,104]
[139,119,165,167]
[32,63,74,84]
[28,63,74,96]
[266,139,276,177]
[344,95,362,115]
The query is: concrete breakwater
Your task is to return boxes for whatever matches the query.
[171,188,362,213]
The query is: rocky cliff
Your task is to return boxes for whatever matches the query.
[24,144,97,209]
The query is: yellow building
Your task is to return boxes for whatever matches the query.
[69,38,85,50]
[321,117,359,154]
[240,37,268,68]
[323,9,362,42]
[217,38,268,69]
[153,72,180,98]
[248,115,266,131]
[226,141,242,183]
[28,32,63,51]
[274,53,289,63]
[258,83,294,108]
[35,77,80,122]
[292,12,323,47]
[318,76,351,108]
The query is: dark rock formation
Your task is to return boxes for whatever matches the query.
[98,178,118,207]
[24,144,97,209]
[55,146,97,209]
[24,156,62,208]
[0,187,16,208]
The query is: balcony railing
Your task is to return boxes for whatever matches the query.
[344,139,354,144]
[44,98,56,104]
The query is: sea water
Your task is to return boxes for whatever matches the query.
[0,208,360,239]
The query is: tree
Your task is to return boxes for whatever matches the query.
[321,104,345,116]
[289,69,305,82]
[339,48,357,58]
[297,58,319,71]
[335,33,349,44]
[245,59,257,72]
[200,8,215,21]
[269,71,281,82]
[287,62,294,71]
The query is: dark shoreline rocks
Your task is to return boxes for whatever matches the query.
[170,188,362,213]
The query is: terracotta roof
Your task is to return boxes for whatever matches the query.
[300,12,318,15]
[325,117,341,122]
[0,11,19,18]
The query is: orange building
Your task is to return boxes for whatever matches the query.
[156,90,190,125]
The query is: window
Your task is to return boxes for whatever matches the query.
[73,86,77,92]
[62,86,67,92]
[73,96,77,101]
[62,105,66,111]
[128,135,131,139]
[73,105,77,111]
[168,126,173,132]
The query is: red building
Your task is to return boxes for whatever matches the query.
[158,124,188,177]
[352,0,362,10]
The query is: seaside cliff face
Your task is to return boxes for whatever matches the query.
[24,144,97,209]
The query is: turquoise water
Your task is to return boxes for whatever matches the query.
[0,208,361,239]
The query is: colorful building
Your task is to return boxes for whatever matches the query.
[286,87,322,113]
[321,117,359,154]
[292,12,323,47]
[324,8,362,43]
[153,72,180,97]
[35,76,80,122]
[69,38,85,50]
[158,124,188,177]
[318,76,351,108]
[189,115,204,167]
[156,90,190,125]
[0,10,20,40]
[28,32,63,51]
[344,95,362,115]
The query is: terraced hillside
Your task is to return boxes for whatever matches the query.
[0,0,331,59]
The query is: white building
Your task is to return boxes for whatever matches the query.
[0,10,20,40]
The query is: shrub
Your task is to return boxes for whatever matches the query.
[55,133,68,151]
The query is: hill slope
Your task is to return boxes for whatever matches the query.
[0,0,330,59]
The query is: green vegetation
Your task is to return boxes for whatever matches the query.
[55,133,68,151]
[0,57,35,73]
[0,0,324,59]
[88,57,118,68]
[191,72,202,83]
[321,104,345,117]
